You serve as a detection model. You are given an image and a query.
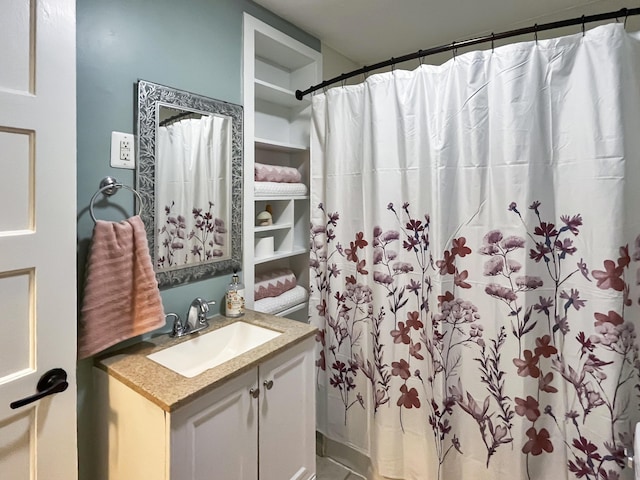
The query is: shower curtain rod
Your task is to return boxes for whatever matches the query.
[295,7,640,100]
[159,110,200,126]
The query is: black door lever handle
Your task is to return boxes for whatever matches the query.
[10,368,68,409]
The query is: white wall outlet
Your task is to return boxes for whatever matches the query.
[110,131,135,169]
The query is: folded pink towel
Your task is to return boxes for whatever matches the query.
[255,162,301,183]
[78,216,165,359]
[254,269,297,300]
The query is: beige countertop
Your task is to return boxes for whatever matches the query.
[95,310,317,412]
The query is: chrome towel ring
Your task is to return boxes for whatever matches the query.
[89,176,143,223]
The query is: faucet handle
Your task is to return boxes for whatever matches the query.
[203,300,216,320]
[167,313,189,337]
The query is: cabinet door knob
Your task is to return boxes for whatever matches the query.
[263,379,273,390]
[249,387,260,398]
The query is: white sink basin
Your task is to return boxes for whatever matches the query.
[147,322,282,378]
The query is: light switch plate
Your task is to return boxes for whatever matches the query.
[110,131,135,169]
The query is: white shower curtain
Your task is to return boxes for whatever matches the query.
[156,115,230,269]
[310,24,640,480]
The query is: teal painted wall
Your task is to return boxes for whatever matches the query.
[76,1,319,477]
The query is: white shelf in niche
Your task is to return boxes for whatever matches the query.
[255,31,316,72]
[254,301,308,321]
[255,79,310,108]
[276,301,308,317]
[255,247,308,264]
[255,223,292,233]
[255,138,309,152]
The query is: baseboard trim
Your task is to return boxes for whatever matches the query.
[315,431,371,478]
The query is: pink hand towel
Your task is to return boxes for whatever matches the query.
[79,215,165,359]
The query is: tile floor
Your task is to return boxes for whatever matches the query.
[316,455,365,480]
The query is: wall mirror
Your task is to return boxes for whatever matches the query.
[136,80,243,286]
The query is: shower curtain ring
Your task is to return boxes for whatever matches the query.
[625,9,630,28]
[491,33,495,52]
[452,41,456,59]
[534,24,538,44]
[581,15,586,36]
[418,50,424,66]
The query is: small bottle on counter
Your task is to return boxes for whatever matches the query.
[225,271,245,317]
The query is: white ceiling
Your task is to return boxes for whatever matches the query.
[254,0,636,66]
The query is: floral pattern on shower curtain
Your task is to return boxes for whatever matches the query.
[309,24,640,480]
[156,116,230,268]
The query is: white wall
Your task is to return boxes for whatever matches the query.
[321,42,361,87]
[321,0,640,83]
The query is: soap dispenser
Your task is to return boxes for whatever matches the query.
[225,270,245,318]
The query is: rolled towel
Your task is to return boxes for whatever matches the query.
[255,269,297,300]
[255,162,302,183]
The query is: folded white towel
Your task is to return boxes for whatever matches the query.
[254,181,308,197]
[254,285,308,315]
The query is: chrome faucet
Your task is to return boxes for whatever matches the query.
[169,298,216,337]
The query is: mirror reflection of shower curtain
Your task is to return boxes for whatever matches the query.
[156,115,230,269]
[310,24,640,480]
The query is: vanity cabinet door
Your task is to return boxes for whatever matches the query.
[170,368,259,480]
[258,337,316,480]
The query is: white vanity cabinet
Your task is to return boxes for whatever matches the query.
[95,336,316,480]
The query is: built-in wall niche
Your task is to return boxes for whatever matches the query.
[243,13,322,319]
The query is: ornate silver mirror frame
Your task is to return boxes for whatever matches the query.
[136,80,243,286]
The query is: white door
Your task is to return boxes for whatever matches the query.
[0,0,77,479]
